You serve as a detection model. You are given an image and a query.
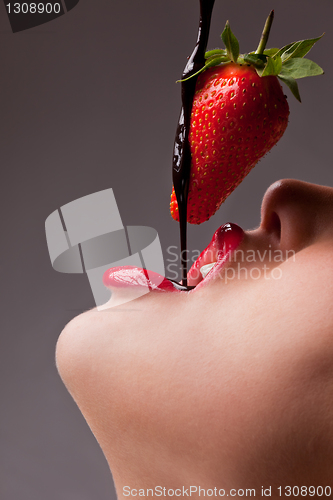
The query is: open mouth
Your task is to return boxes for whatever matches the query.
[187,223,245,288]
[102,223,244,295]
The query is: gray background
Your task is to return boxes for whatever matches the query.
[0,1,332,499]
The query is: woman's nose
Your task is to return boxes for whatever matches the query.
[260,179,333,253]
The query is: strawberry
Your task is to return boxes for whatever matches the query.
[170,13,323,224]
[171,62,289,224]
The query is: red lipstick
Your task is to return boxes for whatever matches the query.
[102,223,243,300]
[103,266,178,293]
[187,223,244,287]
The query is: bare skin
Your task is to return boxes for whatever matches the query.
[56,179,333,499]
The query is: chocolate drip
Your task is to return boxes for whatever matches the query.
[172,0,216,288]
[168,279,196,292]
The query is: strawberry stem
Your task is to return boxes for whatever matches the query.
[256,10,274,55]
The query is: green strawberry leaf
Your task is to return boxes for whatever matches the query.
[176,55,229,82]
[206,54,230,66]
[255,54,282,77]
[279,57,324,79]
[277,35,324,62]
[244,53,267,68]
[263,48,279,57]
[263,54,282,76]
[276,42,295,60]
[278,74,301,102]
[205,49,227,59]
[221,21,240,63]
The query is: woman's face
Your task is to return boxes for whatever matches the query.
[56,179,333,494]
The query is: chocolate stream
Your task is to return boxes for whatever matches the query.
[172,0,216,288]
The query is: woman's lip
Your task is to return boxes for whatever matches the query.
[187,223,244,287]
[103,223,244,295]
[103,266,179,293]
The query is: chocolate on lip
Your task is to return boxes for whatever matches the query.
[187,222,244,287]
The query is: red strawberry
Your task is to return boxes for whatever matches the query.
[170,15,323,225]
[171,62,289,224]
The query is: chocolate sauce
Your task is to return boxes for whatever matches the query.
[172,0,216,288]
[168,279,196,292]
